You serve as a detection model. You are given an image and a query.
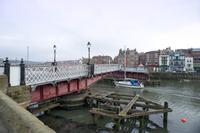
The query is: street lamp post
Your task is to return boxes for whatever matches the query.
[53,45,57,65]
[87,42,91,65]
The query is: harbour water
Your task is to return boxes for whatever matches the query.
[39,80,200,133]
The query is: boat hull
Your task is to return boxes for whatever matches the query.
[114,81,144,89]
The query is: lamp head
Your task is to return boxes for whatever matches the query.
[87,42,91,48]
[53,45,56,50]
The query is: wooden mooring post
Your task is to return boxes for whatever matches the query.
[163,101,168,129]
[113,118,122,131]
[91,113,96,125]
[139,116,145,133]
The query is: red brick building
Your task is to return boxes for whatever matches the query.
[114,48,139,67]
[138,52,146,66]
[145,50,160,71]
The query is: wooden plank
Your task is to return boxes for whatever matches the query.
[132,103,164,109]
[90,108,172,120]
[124,108,172,119]
[89,108,120,119]
[98,103,146,114]
[98,103,121,112]
[88,90,114,98]
[87,96,167,110]
[118,95,139,117]
[107,95,133,101]
[111,93,135,98]
[95,108,117,114]
[106,93,163,108]
[139,97,163,107]
[101,91,114,97]
[31,103,60,114]
[109,97,163,109]
[88,96,130,105]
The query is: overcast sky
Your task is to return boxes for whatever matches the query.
[0,0,200,61]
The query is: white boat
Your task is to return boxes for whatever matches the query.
[113,47,144,89]
[114,78,144,89]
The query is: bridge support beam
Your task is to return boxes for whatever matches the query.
[40,86,44,101]
[55,83,58,96]
[77,79,80,91]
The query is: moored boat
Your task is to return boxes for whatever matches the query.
[114,78,144,89]
[113,47,144,89]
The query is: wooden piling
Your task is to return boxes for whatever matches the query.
[139,116,145,133]
[114,118,122,131]
[163,101,168,129]
[87,91,172,132]
[91,113,96,124]
[144,102,149,119]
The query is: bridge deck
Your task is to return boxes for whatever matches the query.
[25,64,122,85]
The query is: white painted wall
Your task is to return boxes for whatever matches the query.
[10,66,20,86]
[184,57,194,72]
[159,55,170,66]
[0,67,4,75]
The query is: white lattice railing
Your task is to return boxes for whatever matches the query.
[124,67,149,74]
[25,64,148,85]
[94,64,121,75]
[25,64,88,85]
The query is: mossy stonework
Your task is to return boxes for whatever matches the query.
[0,75,8,93]
[7,85,31,104]
[0,91,56,133]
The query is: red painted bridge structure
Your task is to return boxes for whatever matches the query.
[31,75,103,103]
[27,64,149,104]
[1,60,149,105]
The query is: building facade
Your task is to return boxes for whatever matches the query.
[114,48,139,67]
[184,56,194,72]
[126,49,139,67]
[159,55,170,71]
[191,48,200,73]
[113,49,125,65]
[92,55,112,64]
[158,47,173,71]
[169,51,185,72]
[138,52,146,66]
[145,50,160,72]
